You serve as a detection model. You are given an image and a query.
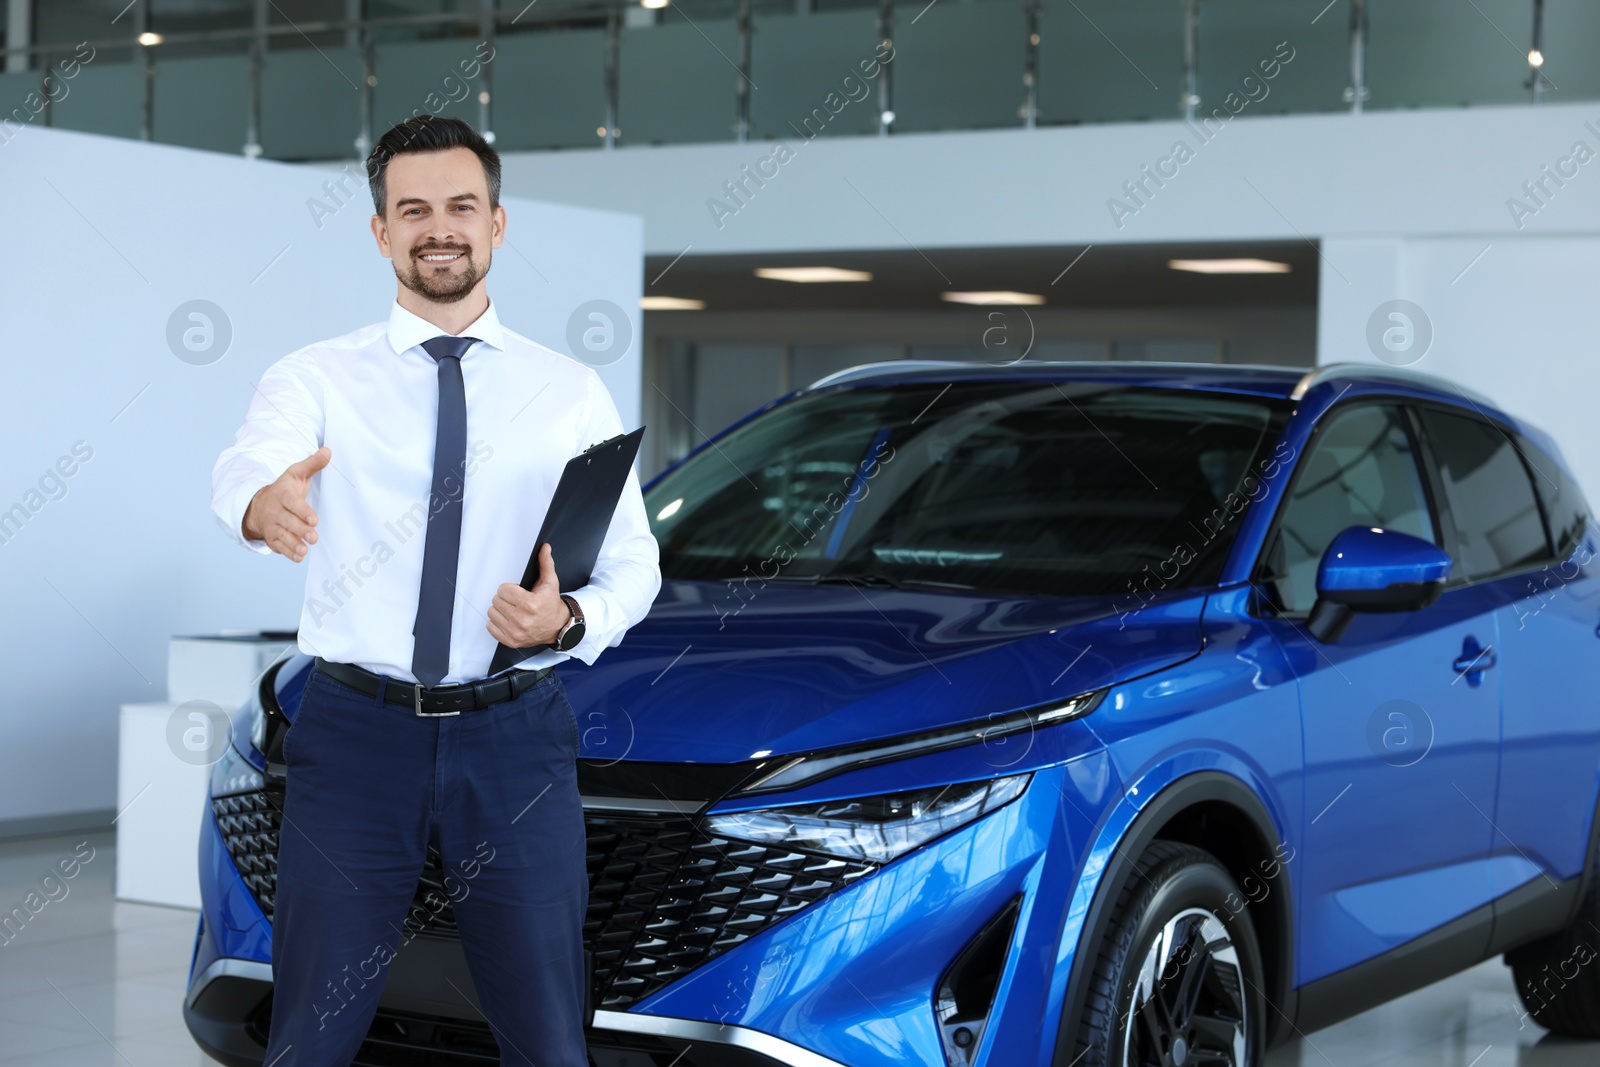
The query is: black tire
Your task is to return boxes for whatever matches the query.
[1073,840,1267,1067]
[1506,875,1600,1037]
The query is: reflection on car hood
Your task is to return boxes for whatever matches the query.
[558,580,1207,763]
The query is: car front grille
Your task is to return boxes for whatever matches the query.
[212,788,876,1009]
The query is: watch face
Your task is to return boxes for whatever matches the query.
[558,620,586,651]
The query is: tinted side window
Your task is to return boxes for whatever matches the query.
[1263,405,1436,614]
[1419,410,1548,581]
[1522,437,1592,558]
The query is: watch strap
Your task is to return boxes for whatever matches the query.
[553,593,584,650]
[560,593,584,624]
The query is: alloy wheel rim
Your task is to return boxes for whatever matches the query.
[1119,906,1248,1067]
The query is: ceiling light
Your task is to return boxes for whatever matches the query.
[642,0,670,8]
[138,32,163,46]
[641,296,705,310]
[1528,49,1544,68]
[1168,258,1292,274]
[940,291,1046,305]
[754,267,873,283]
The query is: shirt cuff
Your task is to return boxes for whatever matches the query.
[220,473,276,556]
[561,587,608,667]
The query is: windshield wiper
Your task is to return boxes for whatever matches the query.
[755,572,976,591]
[767,572,900,588]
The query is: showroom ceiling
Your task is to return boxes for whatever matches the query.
[642,240,1321,313]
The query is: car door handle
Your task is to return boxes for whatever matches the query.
[1452,647,1497,674]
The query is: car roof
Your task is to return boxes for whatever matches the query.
[798,358,1570,473]
[803,359,1501,410]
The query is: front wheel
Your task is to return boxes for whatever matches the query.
[1074,840,1266,1067]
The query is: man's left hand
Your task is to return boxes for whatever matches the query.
[488,542,568,648]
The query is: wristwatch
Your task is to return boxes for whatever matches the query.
[551,593,586,652]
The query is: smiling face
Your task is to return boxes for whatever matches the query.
[371,146,506,305]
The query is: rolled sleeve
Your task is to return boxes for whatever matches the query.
[210,351,325,555]
[561,372,662,666]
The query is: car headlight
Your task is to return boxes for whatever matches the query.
[209,739,265,799]
[705,774,1030,865]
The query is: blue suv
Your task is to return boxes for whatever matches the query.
[186,360,1600,1067]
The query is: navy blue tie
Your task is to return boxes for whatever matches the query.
[411,334,479,687]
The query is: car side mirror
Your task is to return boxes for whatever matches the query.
[1307,526,1452,643]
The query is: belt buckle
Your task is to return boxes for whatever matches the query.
[414,683,461,718]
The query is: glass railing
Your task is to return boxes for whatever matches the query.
[0,0,1587,161]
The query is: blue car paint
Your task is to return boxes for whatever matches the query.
[1273,564,1504,981]
[644,759,1109,1067]
[1496,527,1600,891]
[1316,526,1453,593]
[557,583,1207,765]
[191,362,1600,1066]
[1074,585,1304,999]
[190,805,274,983]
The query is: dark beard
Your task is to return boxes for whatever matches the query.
[396,248,488,303]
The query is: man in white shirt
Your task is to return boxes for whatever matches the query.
[210,114,660,1067]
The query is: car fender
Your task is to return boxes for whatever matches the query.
[1564,765,1600,927]
[1048,764,1297,1064]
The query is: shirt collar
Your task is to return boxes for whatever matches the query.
[386,296,506,360]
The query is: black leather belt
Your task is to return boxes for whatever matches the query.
[313,657,553,717]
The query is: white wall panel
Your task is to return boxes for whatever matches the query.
[0,125,642,827]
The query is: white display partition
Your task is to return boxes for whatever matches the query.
[115,702,204,908]
[116,634,296,908]
[167,633,298,708]
[0,125,642,833]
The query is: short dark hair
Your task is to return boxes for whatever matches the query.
[365,114,501,217]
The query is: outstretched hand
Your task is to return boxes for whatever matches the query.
[243,446,330,563]
[488,542,568,648]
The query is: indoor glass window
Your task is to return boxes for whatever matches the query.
[1420,410,1549,580]
[1265,404,1436,614]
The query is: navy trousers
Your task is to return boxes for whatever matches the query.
[262,663,589,1067]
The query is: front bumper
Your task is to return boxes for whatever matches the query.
[183,955,845,1067]
[189,743,1116,1067]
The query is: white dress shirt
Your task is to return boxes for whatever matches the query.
[210,297,662,684]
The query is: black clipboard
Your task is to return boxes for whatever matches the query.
[488,425,646,675]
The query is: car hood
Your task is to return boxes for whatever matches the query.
[558,580,1207,763]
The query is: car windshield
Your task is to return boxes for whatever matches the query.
[645,379,1292,598]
